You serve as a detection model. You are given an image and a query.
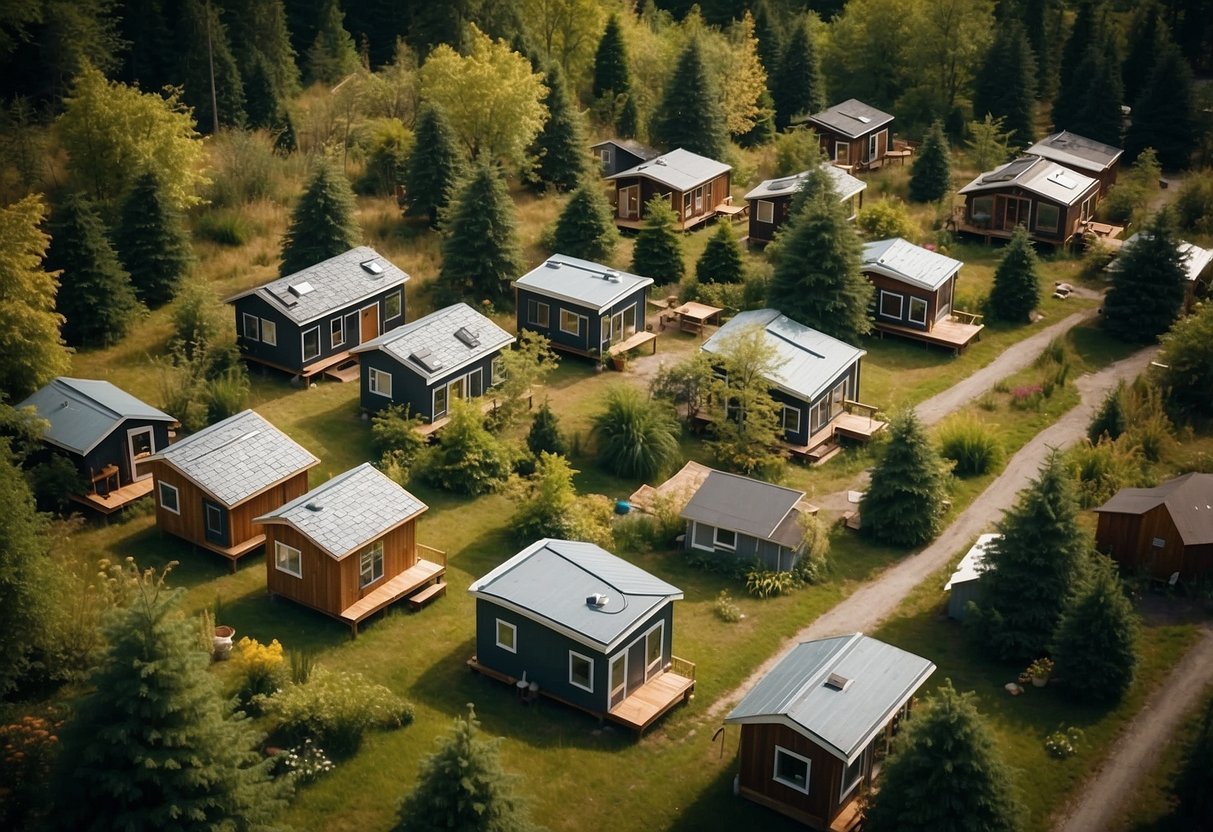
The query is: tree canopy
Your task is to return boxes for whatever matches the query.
[650,38,728,160]
[1051,555,1140,705]
[404,106,464,227]
[987,225,1041,324]
[771,17,826,131]
[631,196,684,286]
[116,170,194,308]
[704,324,787,482]
[553,181,618,263]
[861,409,949,548]
[526,64,585,192]
[1103,209,1189,343]
[438,159,525,304]
[1157,300,1213,421]
[973,20,1036,147]
[908,121,951,203]
[696,222,745,285]
[308,0,360,85]
[278,157,361,277]
[1124,41,1196,169]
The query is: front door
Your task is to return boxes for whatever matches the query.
[203,500,228,547]
[360,305,379,342]
[619,185,640,219]
[127,425,155,482]
[1002,196,1031,230]
[609,653,627,709]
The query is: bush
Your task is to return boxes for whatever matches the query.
[713,589,742,623]
[207,129,280,206]
[1064,438,1146,509]
[856,198,917,241]
[937,414,1004,477]
[195,209,253,246]
[229,637,287,712]
[415,399,512,495]
[274,738,335,786]
[26,453,85,513]
[205,367,250,423]
[1044,726,1084,759]
[355,118,413,196]
[370,404,425,468]
[745,566,799,598]
[684,279,746,313]
[1174,169,1213,235]
[591,386,682,481]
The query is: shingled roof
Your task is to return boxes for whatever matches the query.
[681,469,807,549]
[606,148,731,191]
[1026,131,1123,173]
[351,303,514,382]
[1095,473,1213,546]
[18,377,175,455]
[807,99,894,138]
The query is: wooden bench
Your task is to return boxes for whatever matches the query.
[407,581,446,611]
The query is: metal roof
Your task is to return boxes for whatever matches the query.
[744,165,867,203]
[1095,473,1213,546]
[351,303,514,383]
[150,409,319,508]
[1026,131,1123,172]
[512,254,655,313]
[958,156,1099,206]
[944,533,1001,591]
[701,309,866,403]
[861,238,963,292]
[1113,234,1213,283]
[681,469,806,548]
[467,539,683,653]
[590,138,660,161]
[725,633,936,763]
[807,99,894,139]
[254,462,427,559]
[17,377,175,456]
[225,246,410,325]
[605,147,731,191]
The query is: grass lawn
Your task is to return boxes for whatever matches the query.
[1121,684,1212,831]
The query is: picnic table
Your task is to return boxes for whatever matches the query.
[668,301,723,336]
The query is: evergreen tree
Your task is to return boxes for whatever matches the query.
[860,410,949,549]
[279,157,361,277]
[308,0,360,85]
[47,193,140,348]
[631,196,684,286]
[552,182,618,263]
[1064,36,1123,147]
[1087,382,1127,442]
[119,0,176,92]
[865,680,1022,832]
[1057,0,1099,88]
[241,53,283,130]
[617,94,639,139]
[175,0,247,132]
[404,106,464,227]
[1124,42,1196,169]
[439,160,525,304]
[752,0,782,85]
[771,18,826,131]
[1177,692,1213,824]
[987,225,1041,323]
[1103,209,1189,343]
[1158,302,1213,421]
[527,399,568,459]
[50,566,286,832]
[695,222,745,284]
[738,88,776,148]
[972,452,1091,662]
[527,65,585,192]
[650,39,728,160]
[222,0,301,128]
[973,21,1037,146]
[1051,555,1139,706]
[116,170,193,308]
[1018,0,1051,99]
[592,14,630,103]
[1122,1,1165,105]
[908,121,951,203]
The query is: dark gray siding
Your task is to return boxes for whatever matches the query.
[746,195,793,244]
[598,145,650,177]
[78,418,172,488]
[514,286,649,358]
[358,347,504,420]
[685,520,801,571]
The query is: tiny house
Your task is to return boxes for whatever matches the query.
[590,138,659,177]
[944,533,1000,620]
[1095,473,1213,581]
[807,99,895,171]
[956,156,1100,246]
[744,165,866,246]
[1110,233,1212,312]
[606,148,732,231]
[1026,131,1123,196]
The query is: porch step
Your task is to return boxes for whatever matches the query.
[407,580,446,611]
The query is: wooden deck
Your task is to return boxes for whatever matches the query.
[628,460,713,514]
[244,349,356,381]
[414,388,534,438]
[607,664,696,734]
[321,359,361,383]
[340,553,446,636]
[874,314,984,354]
[785,404,888,464]
[71,478,154,514]
[833,409,888,441]
[607,329,658,357]
[616,208,723,233]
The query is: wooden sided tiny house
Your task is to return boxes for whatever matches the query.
[1026,131,1123,197]
[744,166,865,246]
[955,156,1102,247]
[1095,474,1213,582]
[806,99,895,172]
[606,148,732,232]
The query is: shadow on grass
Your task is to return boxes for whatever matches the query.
[667,757,803,831]
[219,587,353,655]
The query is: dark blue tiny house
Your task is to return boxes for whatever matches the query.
[17,377,177,513]
[468,538,695,733]
[590,138,659,177]
[512,255,654,360]
[226,246,410,380]
[351,303,514,422]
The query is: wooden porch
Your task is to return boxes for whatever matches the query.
[71,477,154,514]
[874,311,985,354]
[606,329,658,357]
[339,544,446,636]
[784,402,887,465]
[607,657,696,734]
[414,388,534,439]
[243,348,357,381]
[616,201,740,233]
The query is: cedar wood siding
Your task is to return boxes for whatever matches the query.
[614,172,731,224]
[514,285,649,356]
[866,272,955,332]
[770,360,863,447]
[76,418,172,488]
[357,347,504,419]
[817,127,890,169]
[963,181,1099,245]
[597,144,650,177]
[737,722,848,829]
[233,285,406,375]
[684,521,800,571]
[264,519,417,618]
[1096,506,1213,580]
[474,598,674,716]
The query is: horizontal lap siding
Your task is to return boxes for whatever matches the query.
[228,474,311,549]
[81,419,172,487]
[738,722,843,828]
[771,388,810,446]
[516,289,594,354]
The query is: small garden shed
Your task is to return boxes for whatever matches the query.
[1026,131,1123,195]
[590,138,659,177]
[1095,473,1213,581]
[944,533,1000,620]
[606,147,732,231]
[744,165,866,246]
[1110,233,1212,312]
[956,156,1100,246]
[806,99,895,171]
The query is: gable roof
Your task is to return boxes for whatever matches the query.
[681,469,807,549]
[1026,130,1123,173]
[944,533,1001,590]
[606,147,731,191]
[1095,473,1213,546]
[467,538,683,653]
[254,463,427,559]
[861,238,963,292]
[351,303,514,383]
[744,165,867,203]
[725,633,936,763]
[18,377,176,456]
[225,246,410,325]
[1113,234,1213,284]
[701,309,866,403]
[590,138,660,161]
[807,99,894,139]
[150,409,318,508]
[958,156,1099,206]
[513,254,654,313]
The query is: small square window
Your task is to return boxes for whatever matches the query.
[774,746,811,794]
[496,619,516,653]
[275,541,302,578]
[879,290,903,319]
[359,541,384,588]
[261,319,277,346]
[158,481,180,515]
[385,291,402,320]
[369,367,392,398]
[559,310,581,336]
[302,327,321,362]
[242,313,260,341]
[907,297,928,325]
[569,651,594,693]
[714,527,737,550]
[756,199,774,224]
[782,405,801,435]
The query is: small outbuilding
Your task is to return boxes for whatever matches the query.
[1095,473,1213,582]
[1110,233,1213,312]
[744,165,866,246]
[1026,131,1123,196]
[590,138,660,177]
[806,99,895,171]
[606,147,733,231]
[955,156,1101,246]
[944,533,1000,620]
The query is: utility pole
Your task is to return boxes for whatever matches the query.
[206,0,219,133]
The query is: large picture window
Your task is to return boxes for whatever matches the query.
[714,527,737,550]
[879,290,903,319]
[559,309,581,336]
[569,651,594,692]
[773,746,811,794]
[274,541,302,578]
[302,327,321,362]
[756,200,774,223]
[359,541,384,588]
[1036,203,1060,232]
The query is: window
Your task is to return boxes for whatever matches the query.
[433,384,448,419]
[683,191,692,218]
[773,746,811,794]
[868,132,880,160]
[205,503,223,535]
[569,651,594,692]
[756,199,774,224]
[835,141,850,164]
[645,623,663,675]
[528,300,550,328]
[242,313,260,341]
[330,316,345,348]
[491,355,506,386]
[781,405,801,435]
[274,541,302,578]
[384,291,402,320]
[368,367,393,398]
[261,318,277,346]
[879,290,903,319]
[694,186,704,214]
[1081,195,1095,221]
[598,147,611,166]
[495,619,517,653]
[841,749,865,800]
[1036,202,1060,232]
[908,297,928,325]
[559,309,581,336]
[468,368,483,397]
[359,541,384,588]
[158,481,180,515]
[714,527,737,550]
[302,327,321,362]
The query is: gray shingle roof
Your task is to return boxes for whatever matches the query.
[467,539,683,652]
[513,254,655,313]
[725,633,936,762]
[254,462,427,559]
[681,469,806,548]
[1026,131,1123,172]
[1095,473,1213,546]
[744,165,866,203]
[590,138,660,161]
[606,147,731,191]
[701,309,866,403]
[152,409,319,508]
[862,238,963,292]
[17,377,175,455]
[807,99,894,139]
[351,303,514,383]
[958,156,1098,205]
[225,246,410,325]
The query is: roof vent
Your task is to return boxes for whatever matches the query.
[305,502,324,512]
[841,111,871,124]
[274,286,299,307]
[586,593,609,608]
[825,672,853,691]
[654,158,667,166]
[360,259,384,276]
[603,270,621,282]
[288,280,315,297]
[409,349,444,373]
[454,326,480,348]
[1047,171,1078,190]
[545,259,562,269]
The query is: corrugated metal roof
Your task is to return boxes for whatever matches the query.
[1095,473,1213,546]
[590,138,660,161]
[958,156,1098,206]
[467,539,683,652]
[351,303,514,383]
[744,165,866,203]
[152,409,318,508]
[1026,131,1123,172]
[807,99,894,139]
[862,238,963,292]
[606,148,731,191]
[513,255,654,313]
[944,533,1000,590]
[254,463,427,559]
[225,246,410,325]
[726,634,936,762]
[701,309,866,403]
[1113,234,1213,283]
[681,470,805,546]
[17,377,175,455]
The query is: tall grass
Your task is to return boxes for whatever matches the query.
[936,414,1004,476]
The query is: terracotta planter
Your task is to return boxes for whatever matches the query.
[213,625,235,661]
[1031,676,1047,688]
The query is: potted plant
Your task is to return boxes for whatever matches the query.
[611,351,628,372]
[213,625,236,661]
[1026,657,1054,687]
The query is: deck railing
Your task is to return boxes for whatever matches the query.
[843,400,881,421]
[670,655,696,681]
[950,309,984,326]
[417,543,447,568]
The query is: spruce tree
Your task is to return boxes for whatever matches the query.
[279,158,360,277]
[222,0,300,129]
[1122,1,1164,105]
[1065,37,1123,147]
[404,106,464,227]
[860,409,949,549]
[439,159,525,304]
[552,182,618,262]
[752,0,782,86]
[175,0,246,132]
[987,225,1041,323]
[1052,555,1139,706]
[116,170,193,308]
[1103,209,1189,343]
[47,193,140,348]
[308,0,360,85]
[527,399,568,459]
[1087,382,1127,443]
[592,14,630,103]
[527,65,585,193]
[973,21,1037,147]
[908,121,951,203]
[1057,0,1099,89]
[631,196,684,286]
[617,94,639,139]
[738,88,776,148]
[1124,43,1197,169]
[771,18,826,131]
[1019,0,1051,99]
[865,680,1022,832]
[695,222,745,284]
[650,39,727,160]
[241,53,284,131]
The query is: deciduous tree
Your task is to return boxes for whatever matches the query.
[519,0,601,86]
[771,17,825,131]
[861,409,949,548]
[1157,301,1213,420]
[908,120,951,203]
[650,38,727,161]
[404,106,464,227]
[721,12,769,141]
[439,159,525,304]
[418,399,511,495]
[695,221,745,284]
[278,157,361,277]
[1103,209,1188,343]
[552,181,618,262]
[491,330,558,431]
[901,0,994,131]
[509,452,613,548]
[115,170,193,308]
[705,324,787,482]
[1052,555,1139,705]
[631,196,684,286]
[987,225,1041,323]
[526,64,585,192]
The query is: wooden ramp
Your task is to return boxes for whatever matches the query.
[322,359,361,383]
[608,667,695,734]
[628,460,713,513]
[71,478,154,514]
[340,557,445,636]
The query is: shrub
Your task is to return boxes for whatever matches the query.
[1064,438,1145,509]
[745,566,799,598]
[937,415,1004,477]
[205,367,250,423]
[0,711,64,829]
[856,198,917,241]
[1174,169,1213,235]
[1044,726,1083,759]
[26,453,85,513]
[229,637,287,712]
[591,386,682,481]
[684,279,746,314]
[416,399,511,495]
[195,209,253,246]
[274,738,335,786]
[207,129,280,206]
[714,589,742,623]
[370,404,426,468]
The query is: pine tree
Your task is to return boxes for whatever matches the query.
[592,14,630,103]
[973,21,1037,146]
[527,65,585,192]
[1057,0,1099,88]
[1087,382,1127,442]
[439,160,525,304]
[1122,1,1165,106]
[1052,555,1139,705]
[47,193,140,348]
[1065,36,1123,147]
[222,0,300,128]
[650,39,728,160]
[1018,0,1051,99]
[175,0,247,132]
[860,409,949,549]
[695,222,745,284]
[241,53,283,130]
[631,196,684,286]
[115,170,193,308]
[908,121,951,203]
[752,0,782,85]
[1124,42,1197,169]
[527,399,568,459]
[279,157,360,277]
[618,94,639,139]
[973,452,1091,662]
[865,680,1022,832]
[308,0,360,85]
[404,106,464,227]
[1103,209,1189,343]
[552,182,618,262]
[771,18,826,131]
[987,225,1041,323]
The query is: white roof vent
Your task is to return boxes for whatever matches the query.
[288,280,315,297]
[545,259,562,269]
[360,259,384,276]
[586,593,609,608]
[825,672,853,691]
[603,270,621,282]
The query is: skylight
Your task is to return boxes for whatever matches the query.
[360,259,384,276]
[288,281,315,297]
[1047,171,1078,190]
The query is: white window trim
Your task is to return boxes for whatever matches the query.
[756,199,774,224]
[432,385,449,420]
[491,355,506,386]
[158,481,180,515]
[368,367,393,398]
[644,620,664,677]
[834,141,849,163]
[302,326,321,362]
[879,290,903,319]
[559,309,582,336]
[330,316,345,348]
[274,540,302,578]
[495,619,517,653]
[714,527,737,551]
[529,300,550,328]
[773,745,812,794]
[260,318,277,346]
[242,313,260,341]
[782,405,801,435]
[359,541,384,588]
[841,748,866,801]
[569,650,595,693]
[384,290,403,321]
[907,296,928,325]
